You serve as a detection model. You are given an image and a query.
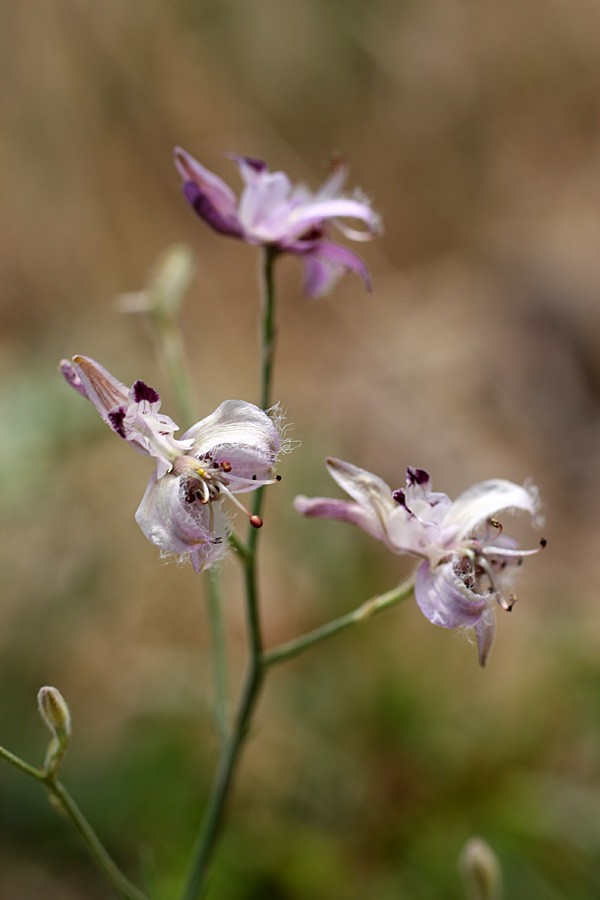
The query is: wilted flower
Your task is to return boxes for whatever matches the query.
[295,459,544,665]
[174,147,382,298]
[61,356,282,572]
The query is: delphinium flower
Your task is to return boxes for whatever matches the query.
[174,147,382,297]
[61,356,282,572]
[295,459,545,665]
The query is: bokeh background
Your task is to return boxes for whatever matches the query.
[2,1,600,897]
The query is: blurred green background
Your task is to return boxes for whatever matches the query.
[2,0,600,897]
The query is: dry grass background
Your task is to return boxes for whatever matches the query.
[2,1,600,898]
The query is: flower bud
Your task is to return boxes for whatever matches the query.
[459,836,502,900]
[37,686,71,746]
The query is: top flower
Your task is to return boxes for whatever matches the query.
[295,459,545,666]
[174,148,382,298]
[61,356,282,573]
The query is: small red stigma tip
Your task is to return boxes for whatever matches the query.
[221,461,232,473]
[275,475,282,482]
[540,538,547,548]
[250,515,263,529]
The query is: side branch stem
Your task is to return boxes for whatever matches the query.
[263,577,415,666]
[48,780,149,900]
[0,745,148,900]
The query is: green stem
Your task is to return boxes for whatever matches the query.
[179,517,266,900]
[153,317,195,427]
[179,635,264,900]
[47,780,149,900]
[263,577,415,667]
[205,568,229,748]
[258,246,279,412]
[0,744,44,781]
[0,745,148,900]
[179,248,278,900]
[228,531,250,562]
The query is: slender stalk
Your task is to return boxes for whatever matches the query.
[47,780,149,900]
[156,320,195,427]
[0,744,44,781]
[179,504,266,900]
[205,567,229,748]
[0,745,148,900]
[228,531,250,562]
[179,247,278,900]
[179,640,264,900]
[258,246,279,412]
[264,577,415,666]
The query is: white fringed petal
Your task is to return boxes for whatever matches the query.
[444,479,540,540]
[182,400,280,484]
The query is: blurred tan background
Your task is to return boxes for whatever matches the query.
[2,1,600,898]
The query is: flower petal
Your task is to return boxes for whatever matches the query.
[301,253,343,298]
[401,466,452,523]
[174,148,243,238]
[385,505,444,558]
[66,357,190,474]
[135,471,227,571]
[283,198,381,244]
[473,602,496,667]
[326,457,392,507]
[60,359,88,398]
[174,148,239,216]
[324,457,397,536]
[415,559,497,665]
[182,400,280,483]
[236,166,293,240]
[316,160,349,199]
[69,355,129,424]
[294,495,388,542]
[181,182,244,238]
[414,559,489,629]
[444,479,541,539]
[300,241,372,297]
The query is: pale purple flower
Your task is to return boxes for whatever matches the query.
[61,356,281,572]
[295,459,545,666]
[174,147,382,298]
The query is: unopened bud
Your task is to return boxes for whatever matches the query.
[459,836,502,900]
[37,686,71,746]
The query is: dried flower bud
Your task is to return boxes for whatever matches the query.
[459,836,502,900]
[117,244,195,319]
[37,686,71,746]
